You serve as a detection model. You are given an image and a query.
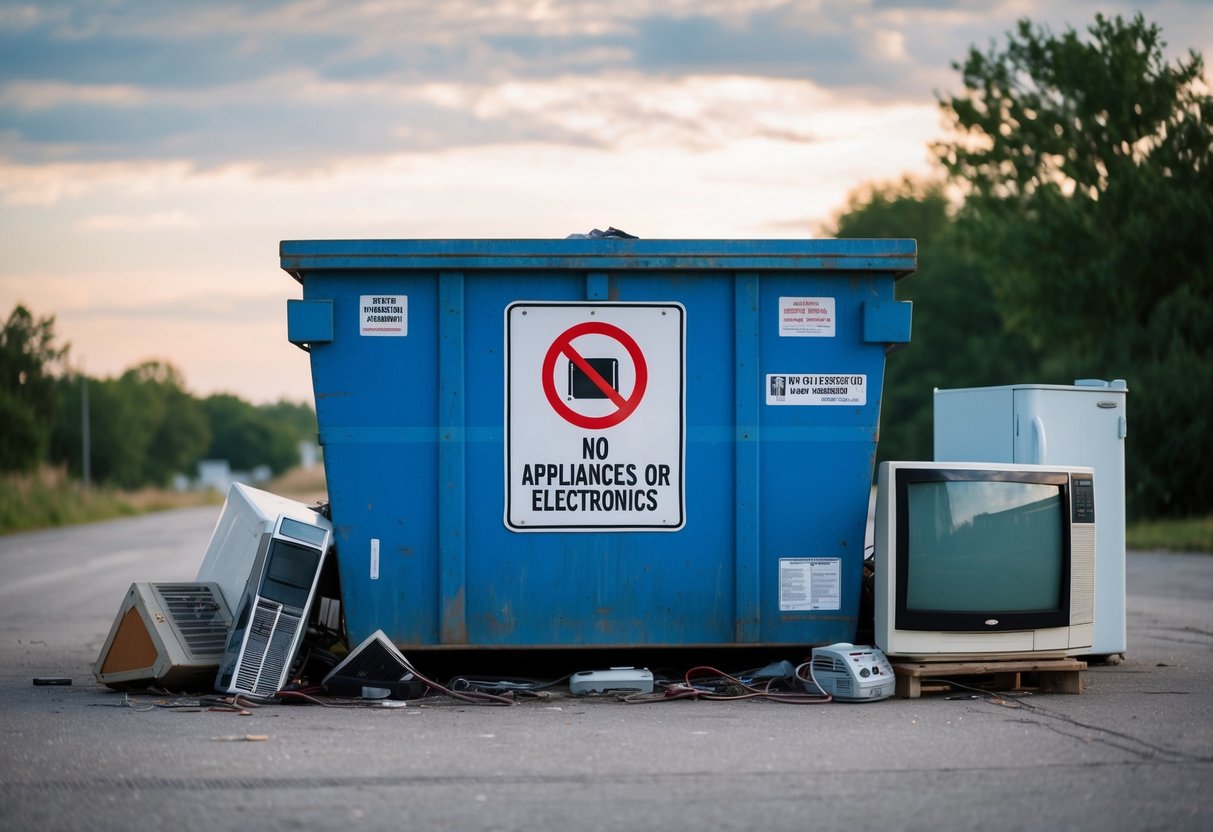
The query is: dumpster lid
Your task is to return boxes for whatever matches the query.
[280,238,917,280]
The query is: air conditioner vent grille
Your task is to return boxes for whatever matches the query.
[153,584,229,657]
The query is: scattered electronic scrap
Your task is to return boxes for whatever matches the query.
[89,485,905,707]
[87,478,1092,707]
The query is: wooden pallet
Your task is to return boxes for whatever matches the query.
[890,658,1087,699]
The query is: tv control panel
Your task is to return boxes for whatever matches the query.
[1071,474,1095,523]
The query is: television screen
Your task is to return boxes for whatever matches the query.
[904,479,1064,614]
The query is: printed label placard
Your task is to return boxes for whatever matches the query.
[505,302,685,532]
[766,374,866,406]
[779,296,835,337]
[779,557,841,611]
[360,295,407,336]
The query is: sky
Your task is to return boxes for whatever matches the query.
[2,0,1211,406]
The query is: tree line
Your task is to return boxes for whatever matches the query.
[830,13,1211,520]
[1,304,316,489]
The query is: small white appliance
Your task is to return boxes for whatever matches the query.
[569,667,655,695]
[805,643,895,702]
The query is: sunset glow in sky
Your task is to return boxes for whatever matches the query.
[3,1,1210,404]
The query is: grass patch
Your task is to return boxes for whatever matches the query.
[0,467,224,534]
[0,465,327,536]
[1127,515,1213,553]
[264,464,328,504]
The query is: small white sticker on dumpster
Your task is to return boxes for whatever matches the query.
[766,374,866,406]
[360,295,408,336]
[779,557,841,611]
[779,296,835,337]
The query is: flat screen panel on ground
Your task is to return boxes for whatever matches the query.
[506,302,685,531]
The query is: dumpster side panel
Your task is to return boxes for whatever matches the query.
[756,274,891,645]
[308,272,442,644]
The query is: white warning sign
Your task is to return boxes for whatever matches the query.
[778,557,841,611]
[505,302,685,532]
[766,374,867,406]
[360,294,407,336]
[779,296,835,337]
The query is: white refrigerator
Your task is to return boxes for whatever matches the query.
[933,380,1129,659]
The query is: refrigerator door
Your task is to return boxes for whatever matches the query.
[1012,384,1127,656]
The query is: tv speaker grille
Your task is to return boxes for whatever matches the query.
[1070,524,1096,625]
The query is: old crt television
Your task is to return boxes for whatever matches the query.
[874,461,1095,660]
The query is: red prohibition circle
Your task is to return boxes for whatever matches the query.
[541,321,648,430]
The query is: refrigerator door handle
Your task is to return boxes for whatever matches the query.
[1030,416,1047,464]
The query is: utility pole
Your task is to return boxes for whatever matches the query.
[81,373,91,488]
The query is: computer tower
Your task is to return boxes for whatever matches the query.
[214,512,333,698]
[94,582,232,690]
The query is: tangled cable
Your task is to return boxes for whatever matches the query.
[624,665,832,704]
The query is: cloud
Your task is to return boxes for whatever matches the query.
[0,1,965,173]
[0,70,852,203]
[0,80,148,110]
[77,209,201,231]
[65,291,281,325]
[4,1,1208,196]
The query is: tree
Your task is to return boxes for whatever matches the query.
[50,361,211,488]
[202,394,300,476]
[50,365,309,488]
[935,14,1213,518]
[0,305,69,472]
[828,178,1043,464]
[125,362,211,486]
[258,399,319,446]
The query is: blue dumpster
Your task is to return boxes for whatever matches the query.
[281,239,915,649]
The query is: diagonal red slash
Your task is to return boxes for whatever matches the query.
[542,321,647,430]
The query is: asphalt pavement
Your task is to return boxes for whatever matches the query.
[1,507,1210,832]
